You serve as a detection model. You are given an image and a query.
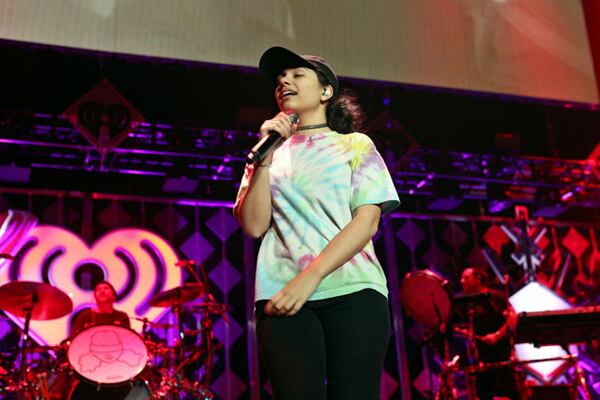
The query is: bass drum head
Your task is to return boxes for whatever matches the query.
[67,324,148,385]
[399,269,452,329]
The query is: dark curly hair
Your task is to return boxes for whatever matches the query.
[94,280,118,298]
[315,72,365,134]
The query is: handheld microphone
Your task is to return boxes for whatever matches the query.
[246,113,299,165]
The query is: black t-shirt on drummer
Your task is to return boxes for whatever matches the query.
[470,289,511,362]
[71,308,130,337]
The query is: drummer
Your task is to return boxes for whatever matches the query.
[70,280,129,336]
[68,280,133,400]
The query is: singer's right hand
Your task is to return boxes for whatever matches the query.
[259,112,297,140]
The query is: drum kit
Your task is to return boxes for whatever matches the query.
[0,274,228,399]
[400,269,600,400]
[400,270,512,400]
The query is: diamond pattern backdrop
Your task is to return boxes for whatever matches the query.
[0,191,599,399]
[389,216,600,399]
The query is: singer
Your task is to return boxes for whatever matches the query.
[234,46,399,400]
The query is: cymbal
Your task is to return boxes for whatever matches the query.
[149,283,205,307]
[151,322,177,329]
[130,316,177,329]
[185,302,229,315]
[0,281,73,320]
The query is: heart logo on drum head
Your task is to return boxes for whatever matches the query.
[0,225,182,346]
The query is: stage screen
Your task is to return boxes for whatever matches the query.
[0,0,597,103]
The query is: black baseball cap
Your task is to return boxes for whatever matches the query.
[259,46,339,97]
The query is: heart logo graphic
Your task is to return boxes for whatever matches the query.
[0,225,182,346]
[63,79,145,155]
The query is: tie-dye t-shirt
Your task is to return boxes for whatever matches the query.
[234,131,400,301]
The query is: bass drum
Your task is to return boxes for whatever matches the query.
[399,269,453,329]
[70,378,151,400]
[67,323,151,400]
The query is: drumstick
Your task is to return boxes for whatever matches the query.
[431,292,443,328]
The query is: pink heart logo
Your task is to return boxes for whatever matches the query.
[0,225,182,346]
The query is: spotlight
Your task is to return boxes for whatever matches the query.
[560,191,574,202]
[488,199,512,214]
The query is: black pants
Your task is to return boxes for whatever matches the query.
[255,289,390,400]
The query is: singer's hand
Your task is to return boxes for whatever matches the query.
[259,112,297,140]
[264,268,321,317]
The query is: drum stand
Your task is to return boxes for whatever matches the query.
[171,300,186,399]
[464,306,480,400]
[147,261,219,399]
[563,346,592,400]
[177,260,216,389]
[17,304,37,399]
[435,351,459,400]
[16,304,51,400]
[430,298,458,400]
[200,310,215,387]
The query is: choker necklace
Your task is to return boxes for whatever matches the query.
[297,123,329,131]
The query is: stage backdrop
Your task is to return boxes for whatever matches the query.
[1,190,599,399]
[0,0,597,103]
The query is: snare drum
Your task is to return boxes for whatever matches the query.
[67,324,150,400]
[399,269,453,329]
